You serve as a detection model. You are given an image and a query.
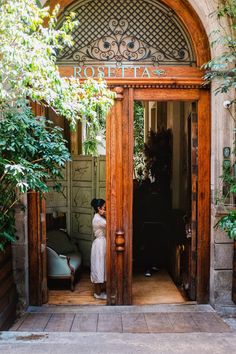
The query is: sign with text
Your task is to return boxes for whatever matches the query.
[74,65,162,79]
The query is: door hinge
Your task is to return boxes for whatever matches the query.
[94,158,98,174]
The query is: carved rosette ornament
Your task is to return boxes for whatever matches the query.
[113,86,124,100]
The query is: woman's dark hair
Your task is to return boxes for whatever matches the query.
[91,198,105,212]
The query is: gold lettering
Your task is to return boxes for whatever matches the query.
[84,66,95,78]
[141,67,151,78]
[73,65,155,79]
[74,66,82,78]
[133,67,141,78]
[121,66,127,78]
[108,66,116,77]
[97,66,105,78]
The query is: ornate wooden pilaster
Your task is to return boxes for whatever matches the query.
[106,87,133,305]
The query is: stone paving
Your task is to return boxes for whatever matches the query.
[0,304,235,354]
[1,332,236,354]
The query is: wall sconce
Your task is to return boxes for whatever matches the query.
[223,147,231,158]
[223,100,232,109]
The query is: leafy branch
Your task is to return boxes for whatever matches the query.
[0,0,115,249]
[0,0,115,127]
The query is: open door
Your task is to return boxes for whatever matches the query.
[106,88,210,305]
[184,111,198,300]
[28,192,48,305]
[28,104,48,306]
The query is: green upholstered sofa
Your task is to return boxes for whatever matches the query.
[47,230,82,291]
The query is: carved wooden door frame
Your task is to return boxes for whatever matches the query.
[106,86,210,305]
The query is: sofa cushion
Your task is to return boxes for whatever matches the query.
[47,230,77,255]
[47,246,71,276]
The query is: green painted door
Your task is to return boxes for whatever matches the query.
[46,155,106,267]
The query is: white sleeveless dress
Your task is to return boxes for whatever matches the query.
[90,213,106,283]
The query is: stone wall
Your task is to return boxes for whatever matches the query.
[189,0,235,308]
[210,214,234,307]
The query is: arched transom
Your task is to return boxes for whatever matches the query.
[57,0,196,66]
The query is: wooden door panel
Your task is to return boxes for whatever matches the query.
[134,89,200,101]
[189,112,198,300]
[45,163,70,232]
[106,87,133,305]
[41,197,48,304]
[96,156,106,200]
[71,155,106,267]
[197,91,211,303]
[71,156,95,267]
[28,192,48,305]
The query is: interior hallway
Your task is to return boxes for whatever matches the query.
[132,270,186,305]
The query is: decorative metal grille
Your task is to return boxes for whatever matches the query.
[57,0,196,66]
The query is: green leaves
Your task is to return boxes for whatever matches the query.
[217,0,236,19]
[0,104,71,247]
[215,211,236,240]
[0,0,115,249]
[208,1,236,240]
[203,0,236,100]
[0,0,114,126]
[133,101,145,181]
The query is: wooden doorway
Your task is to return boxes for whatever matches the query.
[106,87,210,305]
[27,0,212,307]
[132,100,198,305]
[28,86,210,307]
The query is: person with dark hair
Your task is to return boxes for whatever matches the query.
[90,198,107,300]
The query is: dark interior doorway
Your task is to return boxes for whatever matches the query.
[132,100,195,304]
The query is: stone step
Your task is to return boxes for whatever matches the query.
[10,307,231,334]
[27,303,213,314]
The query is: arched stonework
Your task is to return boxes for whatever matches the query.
[57,0,196,66]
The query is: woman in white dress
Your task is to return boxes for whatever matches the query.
[90,198,107,300]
